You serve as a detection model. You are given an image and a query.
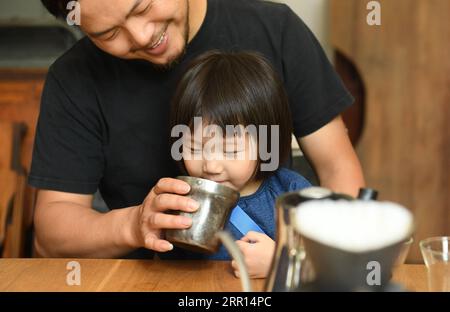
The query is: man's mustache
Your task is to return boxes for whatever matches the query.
[131,23,169,52]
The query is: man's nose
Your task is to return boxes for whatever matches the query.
[125,18,154,48]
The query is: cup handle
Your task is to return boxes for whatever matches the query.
[216,231,252,292]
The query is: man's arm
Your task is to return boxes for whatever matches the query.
[34,178,198,258]
[298,116,365,197]
[34,190,140,258]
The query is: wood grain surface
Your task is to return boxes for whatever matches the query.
[0,259,428,292]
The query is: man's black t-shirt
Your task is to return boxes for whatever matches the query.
[29,0,353,210]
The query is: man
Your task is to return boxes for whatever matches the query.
[32,0,364,258]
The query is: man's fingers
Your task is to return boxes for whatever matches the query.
[152,193,199,212]
[144,234,174,252]
[152,178,191,195]
[147,212,193,229]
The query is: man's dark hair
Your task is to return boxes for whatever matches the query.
[170,50,294,180]
[41,0,73,19]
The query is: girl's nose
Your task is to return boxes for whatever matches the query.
[203,159,223,175]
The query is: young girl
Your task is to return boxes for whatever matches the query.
[166,50,311,278]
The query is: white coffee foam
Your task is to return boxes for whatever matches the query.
[294,200,414,253]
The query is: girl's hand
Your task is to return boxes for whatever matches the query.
[231,231,275,279]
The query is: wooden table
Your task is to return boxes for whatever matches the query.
[0,259,427,292]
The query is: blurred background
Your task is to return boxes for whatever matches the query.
[0,0,448,262]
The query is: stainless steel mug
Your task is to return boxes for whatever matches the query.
[165,176,240,253]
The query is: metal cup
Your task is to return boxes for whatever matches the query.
[165,176,240,253]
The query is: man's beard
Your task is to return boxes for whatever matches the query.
[151,0,190,71]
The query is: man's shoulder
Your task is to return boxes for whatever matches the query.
[216,0,291,22]
[220,0,288,12]
[43,37,109,109]
[49,37,106,78]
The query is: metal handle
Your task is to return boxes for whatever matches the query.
[216,231,252,292]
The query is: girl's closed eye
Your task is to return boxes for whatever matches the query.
[223,148,245,160]
[224,149,244,155]
[187,146,202,154]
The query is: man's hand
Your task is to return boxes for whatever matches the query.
[133,178,200,252]
[33,178,199,258]
[231,231,275,279]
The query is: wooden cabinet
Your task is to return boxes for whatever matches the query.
[331,0,450,262]
[0,69,46,257]
[0,69,46,169]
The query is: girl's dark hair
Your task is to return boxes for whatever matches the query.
[41,0,73,19]
[170,50,293,180]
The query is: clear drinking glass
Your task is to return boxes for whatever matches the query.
[420,236,450,292]
[394,237,414,267]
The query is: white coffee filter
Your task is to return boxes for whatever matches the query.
[294,200,414,253]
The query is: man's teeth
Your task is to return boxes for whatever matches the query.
[150,31,166,49]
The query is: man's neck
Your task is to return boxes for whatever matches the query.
[188,0,208,43]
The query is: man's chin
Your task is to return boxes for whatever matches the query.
[137,49,186,70]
